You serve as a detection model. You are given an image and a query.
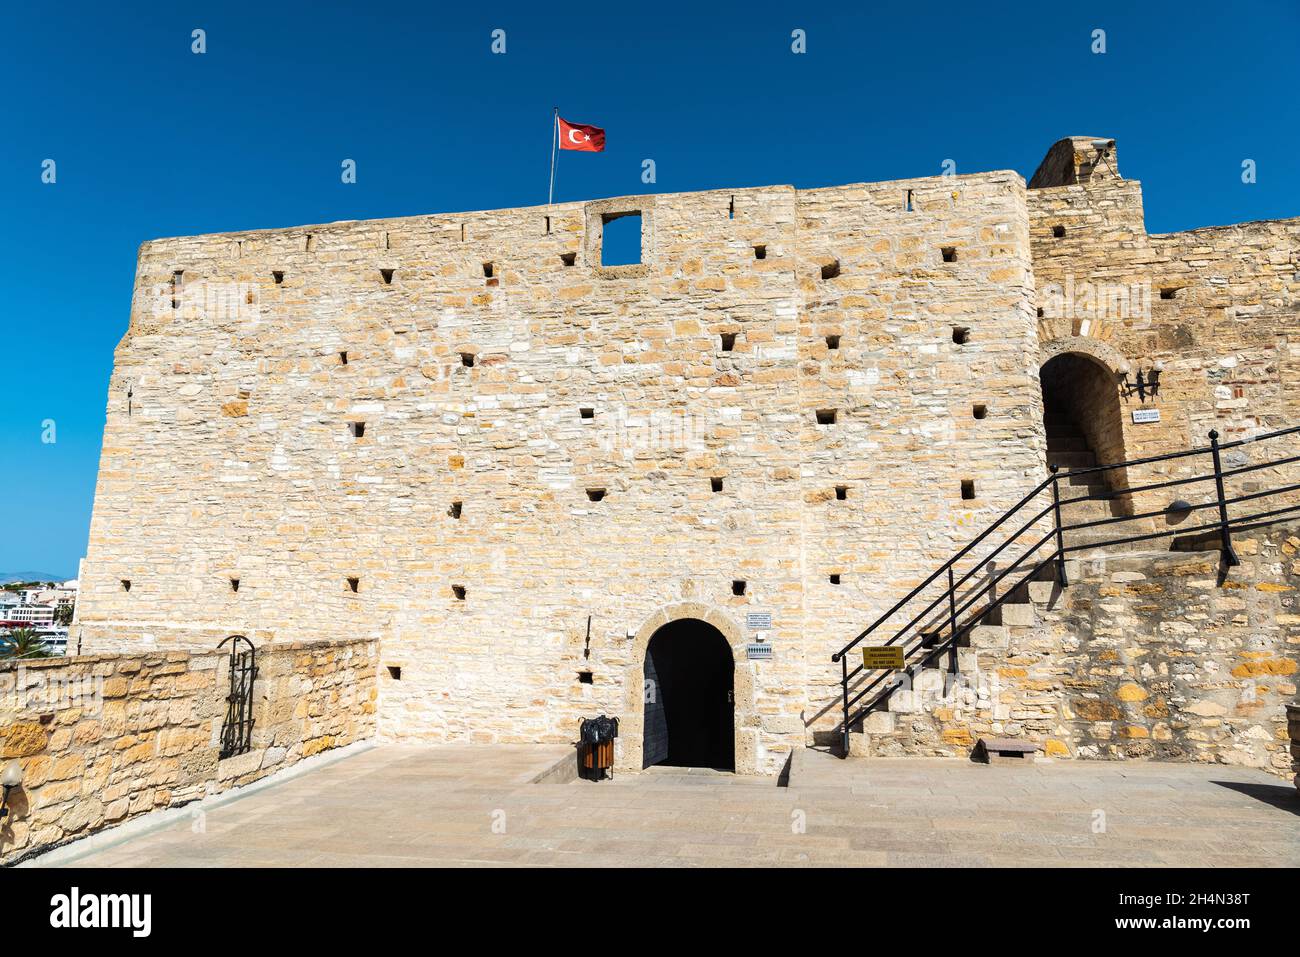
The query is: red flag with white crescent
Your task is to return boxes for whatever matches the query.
[558,116,605,152]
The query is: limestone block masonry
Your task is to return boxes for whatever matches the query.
[0,637,376,865]
[74,136,1299,776]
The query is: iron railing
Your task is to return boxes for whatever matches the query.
[831,424,1300,757]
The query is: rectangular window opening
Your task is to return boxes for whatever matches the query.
[460,352,476,368]
[753,244,766,260]
[825,334,841,350]
[711,476,724,493]
[272,270,285,284]
[835,485,848,501]
[347,577,360,593]
[720,332,737,352]
[1160,287,1179,300]
[387,666,402,680]
[579,407,595,419]
[731,580,747,596]
[171,270,183,309]
[339,351,348,366]
[941,247,957,263]
[577,671,594,685]
[545,215,551,235]
[350,421,366,438]
[829,573,841,585]
[1052,224,1066,238]
[601,212,642,266]
[121,579,132,592]
[816,408,837,425]
[560,252,577,267]
[380,268,395,285]
[973,403,988,419]
[452,584,466,600]
[449,501,463,519]
[586,488,606,502]
[952,326,971,345]
[905,189,914,212]
[821,260,840,281]
[230,578,240,592]
[483,262,494,279]
[961,479,976,500]
[728,196,735,220]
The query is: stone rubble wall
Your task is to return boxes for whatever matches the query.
[0,637,376,865]
[74,170,1044,774]
[70,136,1299,774]
[1027,141,1300,524]
[855,523,1300,776]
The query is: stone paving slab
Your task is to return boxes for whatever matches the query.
[33,744,1300,868]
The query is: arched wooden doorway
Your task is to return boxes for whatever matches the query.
[642,618,735,771]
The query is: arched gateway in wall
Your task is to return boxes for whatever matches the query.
[622,602,753,774]
[1039,338,1132,511]
[642,619,735,771]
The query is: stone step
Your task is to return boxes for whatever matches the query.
[1058,495,1119,521]
[1046,450,1097,469]
[1026,579,1058,604]
[1061,470,1108,487]
[968,624,1009,650]
[1046,434,1088,451]
[985,600,1036,628]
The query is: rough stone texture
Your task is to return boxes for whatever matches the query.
[72,136,1298,776]
[855,524,1300,777]
[0,637,375,864]
[1287,702,1300,793]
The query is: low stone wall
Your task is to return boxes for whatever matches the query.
[0,637,377,865]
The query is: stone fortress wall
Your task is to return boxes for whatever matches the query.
[73,137,1299,775]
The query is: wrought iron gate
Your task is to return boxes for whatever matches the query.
[218,635,257,759]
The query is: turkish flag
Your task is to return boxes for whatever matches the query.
[558,117,605,152]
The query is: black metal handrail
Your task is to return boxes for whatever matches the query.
[832,424,1300,757]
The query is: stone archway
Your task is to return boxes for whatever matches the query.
[642,619,734,771]
[1040,349,1132,514]
[620,602,755,774]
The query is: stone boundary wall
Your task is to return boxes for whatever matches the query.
[0,637,377,865]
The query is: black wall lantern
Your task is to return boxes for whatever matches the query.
[0,760,22,820]
[1117,360,1163,402]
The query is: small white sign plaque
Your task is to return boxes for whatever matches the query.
[1132,408,1161,424]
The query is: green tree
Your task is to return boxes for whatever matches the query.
[1,627,52,659]
[54,602,74,626]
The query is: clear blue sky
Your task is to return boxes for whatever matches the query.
[3,1,1297,576]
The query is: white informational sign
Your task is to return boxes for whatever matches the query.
[1132,408,1161,424]
[745,643,773,661]
[745,612,772,630]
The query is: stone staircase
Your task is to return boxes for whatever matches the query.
[1044,409,1134,553]
[847,412,1158,757]
[848,563,1058,757]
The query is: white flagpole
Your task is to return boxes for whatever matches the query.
[547,107,558,206]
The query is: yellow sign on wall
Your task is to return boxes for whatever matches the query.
[861,646,905,670]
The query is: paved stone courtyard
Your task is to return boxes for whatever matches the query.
[35,745,1299,868]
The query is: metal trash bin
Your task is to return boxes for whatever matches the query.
[578,714,619,781]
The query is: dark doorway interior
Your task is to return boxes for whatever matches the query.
[1040,352,1132,513]
[642,619,735,771]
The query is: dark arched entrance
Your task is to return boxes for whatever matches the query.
[1040,352,1131,512]
[642,619,734,771]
